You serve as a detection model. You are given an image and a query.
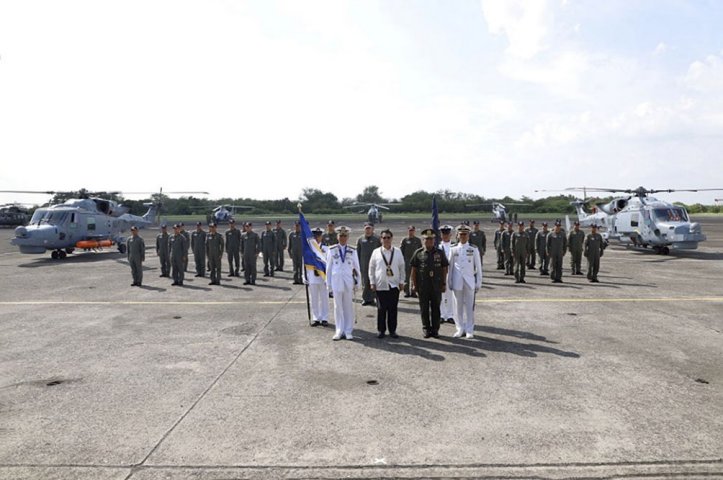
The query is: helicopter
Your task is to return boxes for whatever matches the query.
[466,201,529,223]
[192,205,254,225]
[0,204,32,227]
[342,202,398,224]
[1,189,206,259]
[557,186,723,254]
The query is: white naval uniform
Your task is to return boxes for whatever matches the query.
[325,244,360,337]
[448,242,483,336]
[440,241,457,320]
[306,244,329,321]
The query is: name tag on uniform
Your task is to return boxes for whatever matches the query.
[386,266,393,276]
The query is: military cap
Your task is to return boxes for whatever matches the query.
[311,227,323,235]
[180,222,185,227]
[364,222,374,228]
[408,225,416,230]
[574,220,580,225]
[529,219,535,224]
[276,220,282,224]
[335,226,351,235]
[130,225,138,231]
[160,224,167,228]
[541,222,548,226]
[591,223,599,228]
[554,220,562,226]
[327,220,335,225]
[456,224,471,233]
[421,228,436,239]
[265,221,271,225]
[229,219,235,224]
[208,222,217,228]
[294,220,300,225]
[440,225,453,233]
[518,221,524,226]
[173,223,181,228]
[196,221,202,226]
[499,220,505,225]
[473,220,480,225]
[246,222,252,227]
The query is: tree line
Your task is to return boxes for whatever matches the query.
[45,186,721,216]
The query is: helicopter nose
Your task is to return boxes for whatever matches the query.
[14,226,28,238]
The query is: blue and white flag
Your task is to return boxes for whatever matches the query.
[299,211,327,279]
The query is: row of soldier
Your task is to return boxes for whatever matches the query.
[492,219,605,284]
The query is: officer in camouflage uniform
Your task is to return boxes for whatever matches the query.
[584,224,605,282]
[126,225,145,286]
[493,221,505,270]
[511,221,529,283]
[546,220,568,283]
[356,223,381,306]
[525,220,538,269]
[225,220,241,277]
[261,221,277,277]
[191,222,207,277]
[568,220,585,275]
[274,220,287,272]
[536,222,550,276]
[321,220,338,246]
[170,224,187,286]
[205,223,224,285]
[410,229,449,338]
[399,225,422,298]
[468,220,486,264]
[155,224,170,277]
[287,221,303,284]
[501,222,514,276]
[180,223,191,272]
[242,223,260,285]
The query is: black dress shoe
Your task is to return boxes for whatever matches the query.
[131,283,136,286]
[171,282,179,286]
[423,331,431,338]
[403,294,411,298]
[389,332,399,338]
[520,280,526,284]
[311,321,321,327]
[431,331,440,338]
[227,273,234,277]
[321,321,329,327]
[446,318,455,324]
[377,332,385,339]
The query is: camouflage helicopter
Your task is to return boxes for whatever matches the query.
[1,188,206,259]
[546,186,723,254]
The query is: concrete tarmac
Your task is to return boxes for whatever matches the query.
[0,217,721,479]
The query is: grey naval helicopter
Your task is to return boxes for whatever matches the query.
[0,204,31,227]
[195,204,254,224]
[549,186,723,255]
[2,189,206,259]
[343,202,398,224]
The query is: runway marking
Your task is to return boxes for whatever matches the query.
[1,296,722,306]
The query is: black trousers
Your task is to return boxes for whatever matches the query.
[375,287,400,334]
[417,285,441,334]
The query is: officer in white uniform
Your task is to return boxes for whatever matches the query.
[439,225,457,324]
[448,224,483,338]
[307,228,330,327]
[326,226,360,340]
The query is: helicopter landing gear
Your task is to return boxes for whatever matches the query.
[662,246,670,255]
[65,248,74,255]
[51,249,67,260]
[118,243,127,254]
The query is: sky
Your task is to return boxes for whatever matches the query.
[1,0,722,207]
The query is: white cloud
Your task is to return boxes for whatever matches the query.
[480,0,553,59]
[653,42,667,56]
[684,52,723,92]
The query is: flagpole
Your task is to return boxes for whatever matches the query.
[298,203,313,326]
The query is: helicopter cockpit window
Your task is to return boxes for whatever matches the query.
[69,212,77,228]
[29,209,47,225]
[653,208,688,222]
[37,211,69,225]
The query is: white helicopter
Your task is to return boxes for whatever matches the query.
[2,189,206,259]
[342,202,398,224]
[556,186,723,255]
[206,205,254,224]
[466,201,529,223]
